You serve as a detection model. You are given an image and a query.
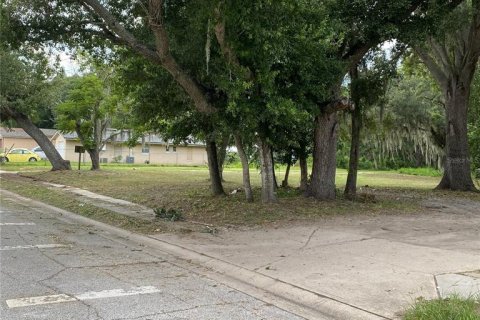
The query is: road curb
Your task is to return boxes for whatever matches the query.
[1,189,390,320]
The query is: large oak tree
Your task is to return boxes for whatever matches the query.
[412,0,480,191]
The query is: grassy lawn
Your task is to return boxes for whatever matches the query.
[404,296,480,320]
[1,163,479,228]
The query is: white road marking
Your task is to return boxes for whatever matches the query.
[0,222,36,226]
[0,244,68,251]
[75,286,161,300]
[6,294,76,308]
[6,286,161,308]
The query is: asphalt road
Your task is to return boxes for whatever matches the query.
[0,193,303,320]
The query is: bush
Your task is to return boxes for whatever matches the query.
[112,155,122,163]
[153,207,183,221]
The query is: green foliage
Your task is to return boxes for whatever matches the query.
[225,151,240,166]
[0,49,60,127]
[111,155,122,163]
[55,74,104,149]
[340,55,444,170]
[4,0,470,186]
[469,68,480,171]
[55,69,127,153]
[153,207,184,222]
[403,296,480,320]
[397,167,442,177]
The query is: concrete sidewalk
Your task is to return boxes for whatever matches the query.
[153,198,480,319]
[2,181,479,319]
[42,181,156,221]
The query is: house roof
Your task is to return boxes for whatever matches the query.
[63,129,206,147]
[0,127,205,147]
[0,127,59,139]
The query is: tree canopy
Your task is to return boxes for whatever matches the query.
[2,0,478,197]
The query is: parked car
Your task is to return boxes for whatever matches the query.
[31,146,47,160]
[0,148,42,163]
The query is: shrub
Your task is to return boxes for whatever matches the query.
[153,207,183,221]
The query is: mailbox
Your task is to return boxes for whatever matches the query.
[75,146,85,153]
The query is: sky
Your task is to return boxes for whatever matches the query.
[59,51,81,76]
[50,49,81,76]
[54,40,396,77]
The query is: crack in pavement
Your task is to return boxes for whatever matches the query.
[76,298,105,320]
[300,227,321,250]
[13,228,31,246]
[251,235,376,272]
[112,300,253,320]
[239,301,308,320]
[37,266,68,284]
[64,260,168,270]
[1,269,18,280]
[253,256,289,271]
[111,311,170,320]
[100,269,139,287]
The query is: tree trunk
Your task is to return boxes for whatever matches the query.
[258,136,277,203]
[436,82,477,191]
[281,153,292,187]
[87,148,101,170]
[216,134,230,181]
[271,149,278,190]
[345,66,362,200]
[206,138,225,196]
[74,122,101,171]
[299,153,308,191]
[308,113,339,200]
[8,110,71,171]
[234,133,253,202]
[91,110,105,171]
[344,104,361,199]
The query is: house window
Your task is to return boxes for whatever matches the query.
[166,145,170,152]
[172,146,176,152]
[141,137,149,154]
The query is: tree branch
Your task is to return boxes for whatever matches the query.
[213,4,253,81]
[147,0,216,114]
[429,38,452,73]
[322,98,353,115]
[79,0,160,64]
[463,3,480,72]
[414,46,448,88]
[80,0,216,114]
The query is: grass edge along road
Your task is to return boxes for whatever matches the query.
[403,295,480,320]
[2,164,479,229]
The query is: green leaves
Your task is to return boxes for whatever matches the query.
[55,71,120,150]
[469,67,480,170]
[0,49,59,126]
[56,75,103,129]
